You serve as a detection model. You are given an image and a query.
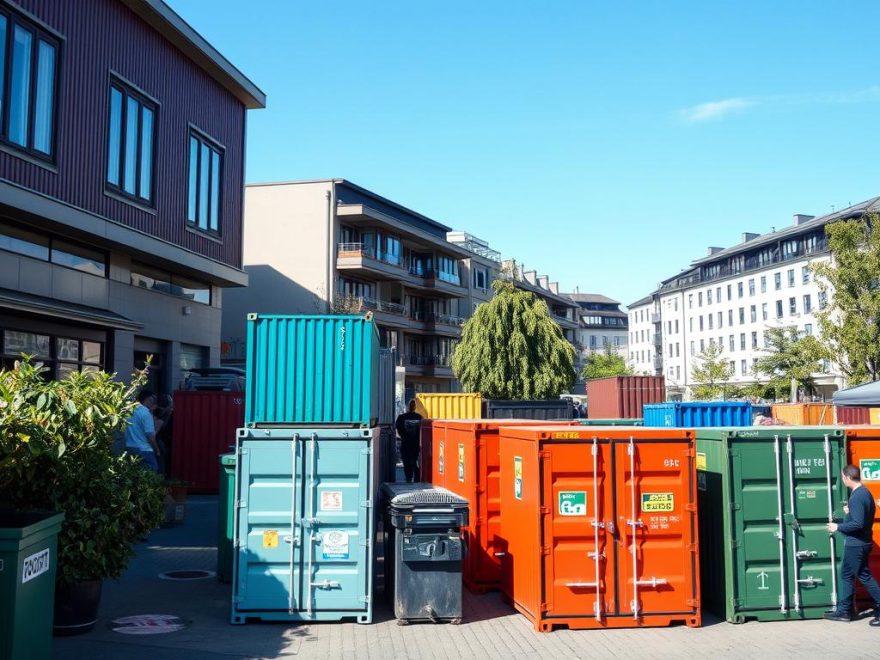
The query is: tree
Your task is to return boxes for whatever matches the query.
[812,216,880,384]
[451,280,576,399]
[752,326,827,401]
[581,345,633,380]
[690,342,734,400]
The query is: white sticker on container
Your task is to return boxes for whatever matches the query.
[321,491,343,512]
[322,530,350,560]
[21,548,50,583]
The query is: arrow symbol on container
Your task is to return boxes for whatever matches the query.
[757,571,769,590]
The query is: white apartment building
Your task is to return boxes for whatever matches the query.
[634,198,880,399]
[627,295,661,376]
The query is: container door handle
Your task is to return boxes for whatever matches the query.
[773,434,788,613]
[785,434,802,611]
[823,434,838,609]
[591,436,602,622]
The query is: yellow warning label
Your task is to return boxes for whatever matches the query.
[696,452,707,471]
[552,431,581,439]
[262,530,279,549]
[641,492,674,512]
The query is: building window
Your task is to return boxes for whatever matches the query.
[741,359,748,376]
[729,360,736,374]
[751,331,758,349]
[760,276,767,293]
[186,130,223,233]
[805,323,813,336]
[818,291,828,310]
[107,79,156,203]
[436,255,460,284]
[717,311,723,328]
[675,343,680,357]
[782,239,800,260]
[802,266,810,284]
[669,344,673,358]
[739,307,745,325]
[473,267,488,290]
[130,262,211,305]
[688,294,693,309]
[803,294,812,314]
[699,316,704,331]
[750,305,756,323]
[740,333,746,350]
[737,282,744,298]
[2,330,103,379]
[762,303,768,321]
[674,319,679,333]
[676,366,681,380]
[707,289,713,304]
[0,221,107,277]
[700,339,705,352]
[776,300,783,318]
[774,272,781,290]
[748,279,755,296]
[789,297,797,315]
[708,314,714,330]
[728,309,733,326]
[787,269,795,287]
[0,7,59,159]
[689,318,693,332]
[690,341,695,356]
[716,287,721,302]
[729,335,735,352]
[726,284,732,300]
[698,292,703,307]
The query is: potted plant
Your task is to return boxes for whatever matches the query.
[0,359,166,634]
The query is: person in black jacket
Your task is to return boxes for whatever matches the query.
[825,464,880,622]
[395,400,423,483]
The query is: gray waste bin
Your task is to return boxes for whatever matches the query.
[382,483,468,625]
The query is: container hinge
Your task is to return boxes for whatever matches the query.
[687,542,698,553]
[360,538,371,548]
[540,602,550,612]
[540,451,552,460]
[684,503,697,513]
[237,447,248,456]
[686,448,696,458]
[729,502,741,511]
[476,516,486,526]
[591,520,605,529]
[686,598,699,607]
[359,595,371,604]
[235,499,247,509]
[361,500,372,509]
[539,506,550,515]
[361,447,372,456]
[730,539,741,549]
[732,597,743,608]
[541,545,552,556]
[232,595,244,603]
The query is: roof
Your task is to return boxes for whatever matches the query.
[628,293,655,308]
[566,293,621,305]
[121,0,266,109]
[690,196,880,267]
[832,380,880,405]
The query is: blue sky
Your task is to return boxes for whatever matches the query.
[171,1,880,307]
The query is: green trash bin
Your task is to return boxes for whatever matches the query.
[218,454,236,583]
[0,511,65,660]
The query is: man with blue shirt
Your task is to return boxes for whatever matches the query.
[125,389,160,473]
[825,464,880,622]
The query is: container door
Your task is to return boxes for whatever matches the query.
[234,438,304,612]
[478,432,503,584]
[301,436,371,614]
[849,435,880,601]
[615,437,697,619]
[543,438,615,620]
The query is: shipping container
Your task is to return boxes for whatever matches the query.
[377,349,396,426]
[643,402,752,428]
[771,403,833,426]
[420,420,434,484]
[429,419,576,593]
[587,376,665,420]
[871,409,880,425]
[415,393,482,420]
[170,391,244,492]
[835,406,871,425]
[841,426,880,606]
[576,419,643,426]
[244,314,381,428]
[483,399,572,420]
[231,427,381,624]
[696,427,846,623]
[498,426,701,632]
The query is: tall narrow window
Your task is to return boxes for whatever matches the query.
[106,79,156,203]
[187,130,223,234]
[0,8,58,158]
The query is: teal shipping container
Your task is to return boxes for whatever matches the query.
[231,427,380,624]
[245,314,380,427]
[643,402,752,428]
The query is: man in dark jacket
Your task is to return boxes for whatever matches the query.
[825,464,880,622]
[395,399,423,483]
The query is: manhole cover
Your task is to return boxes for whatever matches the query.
[110,614,190,635]
[158,569,216,581]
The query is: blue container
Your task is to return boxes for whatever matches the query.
[231,427,380,624]
[643,401,752,427]
[244,314,380,427]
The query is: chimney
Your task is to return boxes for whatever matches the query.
[742,232,760,243]
[793,214,815,226]
[524,270,537,285]
[537,275,549,290]
[707,246,724,256]
[549,282,559,294]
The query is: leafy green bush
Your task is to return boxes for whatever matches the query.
[0,359,166,585]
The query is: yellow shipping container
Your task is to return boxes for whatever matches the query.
[871,408,880,425]
[771,403,833,426]
[415,393,482,419]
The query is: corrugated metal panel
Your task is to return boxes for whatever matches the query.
[771,403,833,425]
[586,376,666,419]
[245,314,380,427]
[169,391,243,492]
[483,399,572,420]
[1,0,246,269]
[415,393,482,419]
[643,402,752,428]
[377,348,396,426]
[835,406,871,425]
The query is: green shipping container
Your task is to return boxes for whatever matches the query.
[696,427,847,623]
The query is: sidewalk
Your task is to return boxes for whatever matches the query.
[54,496,878,660]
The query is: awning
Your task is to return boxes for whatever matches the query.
[832,379,880,406]
[0,288,143,331]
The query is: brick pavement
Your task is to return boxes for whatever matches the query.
[53,496,879,660]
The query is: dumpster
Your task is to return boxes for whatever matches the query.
[415,393,482,420]
[231,427,381,624]
[244,314,381,428]
[382,483,468,624]
[576,418,643,426]
[429,419,577,593]
[771,403,833,426]
[841,426,880,606]
[586,376,665,419]
[0,511,64,660]
[483,399,572,420]
[217,453,236,583]
[643,402,752,428]
[696,427,847,623]
[498,426,701,632]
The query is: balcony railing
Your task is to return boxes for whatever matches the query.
[408,311,465,326]
[405,354,452,367]
[337,243,402,267]
[359,296,406,315]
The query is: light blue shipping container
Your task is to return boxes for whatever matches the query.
[231,427,380,624]
[643,401,752,427]
[245,314,381,427]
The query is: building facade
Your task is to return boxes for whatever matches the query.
[0,0,264,393]
[499,259,580,345]
[568,293,628,361]
[627,294,660,375]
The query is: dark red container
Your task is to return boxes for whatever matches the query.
[587,376,665,419]
[835,406,871,425]
[170,391,244,493]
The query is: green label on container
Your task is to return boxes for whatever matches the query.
[641,492,674,512]
[861,459,880,482]
[438,442,444,475]
[458,443,465,482]
[558,491,587,516]
[514,456,523,500]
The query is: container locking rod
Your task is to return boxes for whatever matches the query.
[823,434,838,609]
[773,435,788,613]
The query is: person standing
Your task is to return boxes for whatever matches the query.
[125,388,161,473]
[395,399,423,483]
[825,464,880,622]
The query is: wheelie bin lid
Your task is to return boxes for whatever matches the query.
[381,483,468,509]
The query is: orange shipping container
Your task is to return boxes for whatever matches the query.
[429,419,577,593]
[498,426,700,632]
[586,376,665,419]
[842,427,880,605]
[771,403,833,425]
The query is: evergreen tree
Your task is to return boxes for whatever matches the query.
[451,280,576,398]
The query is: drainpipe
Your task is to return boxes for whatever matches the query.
[326,190,334,312]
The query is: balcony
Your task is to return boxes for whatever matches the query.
[407,310,465,335]
[407,266,465,296]
[337,242,407,280]
[403,353,454,378]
